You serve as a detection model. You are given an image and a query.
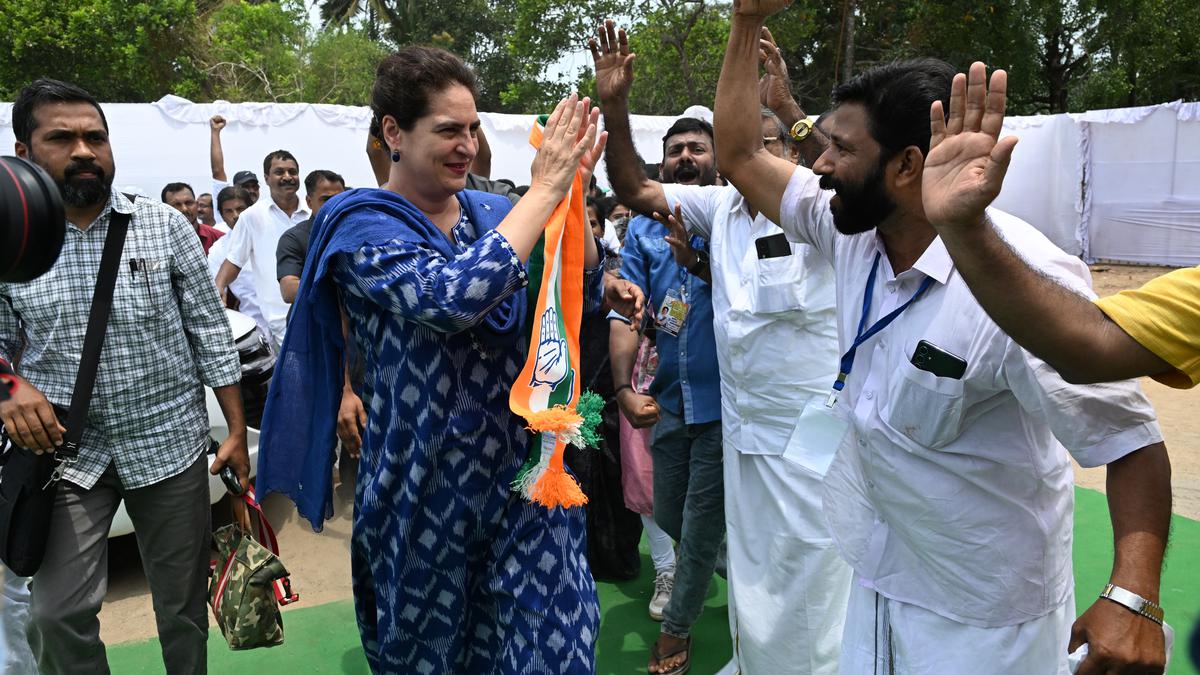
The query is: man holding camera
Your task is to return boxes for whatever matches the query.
[0,79,249,675]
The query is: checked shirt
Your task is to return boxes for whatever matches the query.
[0,190,241,489]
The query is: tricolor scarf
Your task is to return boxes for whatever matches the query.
[509,115,589,509]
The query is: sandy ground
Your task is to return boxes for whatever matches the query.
[97,264,1197,645]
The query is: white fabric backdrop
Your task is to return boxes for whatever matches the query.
[1,96,1196,265]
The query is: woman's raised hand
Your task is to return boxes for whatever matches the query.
[529,94,608,198]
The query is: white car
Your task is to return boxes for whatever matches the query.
[108,310,270,537]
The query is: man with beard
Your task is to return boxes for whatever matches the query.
[215,150,309,350]
[597,90,724,672]
[0,78,248,675]
[593,20,850,674]
[714,3,1171,674]
[161,182,224,254]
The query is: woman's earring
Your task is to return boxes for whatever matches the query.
[390,148,400,163]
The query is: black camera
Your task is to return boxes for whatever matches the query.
[0,155,66,283]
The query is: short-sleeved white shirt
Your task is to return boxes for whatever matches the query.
[223,196,308,346]
[778,166,1162,627]
[662,182,839,454]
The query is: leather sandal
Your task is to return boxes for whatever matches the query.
[647,635,691,675]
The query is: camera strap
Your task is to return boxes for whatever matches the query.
[53,198,135,475]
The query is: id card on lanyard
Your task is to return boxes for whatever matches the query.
[782,252,934,476]
[656,285,690,337]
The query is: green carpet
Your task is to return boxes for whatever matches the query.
[107,487,1199,674]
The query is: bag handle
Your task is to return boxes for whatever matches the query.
[226,486,299,605]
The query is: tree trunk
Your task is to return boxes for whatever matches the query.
[841,0,856,84]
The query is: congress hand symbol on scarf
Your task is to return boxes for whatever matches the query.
[509,115,591,508]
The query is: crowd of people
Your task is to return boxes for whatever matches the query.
[1,1,1197,674]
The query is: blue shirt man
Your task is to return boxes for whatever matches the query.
[605,114,725,660]
[619,214,721,423]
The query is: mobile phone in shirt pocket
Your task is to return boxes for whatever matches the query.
[885,363,966,449]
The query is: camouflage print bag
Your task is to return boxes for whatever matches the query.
[209,487,299,650]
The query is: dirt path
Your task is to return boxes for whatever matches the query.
[98,264,1197,645]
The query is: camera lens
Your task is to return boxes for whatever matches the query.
[0,155,66,283]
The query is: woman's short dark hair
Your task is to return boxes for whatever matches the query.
[12,78,109,146]
[372,46,478,132]
[831,58,956,160]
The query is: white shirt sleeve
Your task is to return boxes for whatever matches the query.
[779,166,838,263]
[1001,342,1163,467]
[224,210,255,269]
[660,183,723,239]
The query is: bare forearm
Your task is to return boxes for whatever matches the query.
[210,131,227,182]
[940,220,1170,383]
[609,319,639,388]
[1105,442,1171,602]
[474,126,493,179]
[714,13,794,223]
[214,260,242,295]
[213,384,246,438]
[600,96,666,215]
[495,187,562,262]
[280,276,300,303]
[716,14,769,177]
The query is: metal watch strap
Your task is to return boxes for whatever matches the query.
[1100,583,1164,625]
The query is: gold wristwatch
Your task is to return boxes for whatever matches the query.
[789,118,815,143]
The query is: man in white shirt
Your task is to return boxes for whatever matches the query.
[713,3,1171,674]
[593,20,852,674]
[215,150,309,349]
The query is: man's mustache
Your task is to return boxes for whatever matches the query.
[64,161,105,181]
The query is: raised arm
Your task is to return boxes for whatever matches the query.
[757,26,828,168]
[714,0,803,225]
[473,124,493,179]
[589,20,669,217]
[210,115,228,182]
[923,62,1173,384]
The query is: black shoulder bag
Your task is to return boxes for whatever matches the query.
[0,203,132,576]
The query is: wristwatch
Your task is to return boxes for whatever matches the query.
[687,248,710,277]
[789,118,815,143]
[1099,583,1164,625]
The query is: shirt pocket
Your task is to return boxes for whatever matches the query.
[752,255,806,314]
[884,363,965,449]
[115,257,170,323]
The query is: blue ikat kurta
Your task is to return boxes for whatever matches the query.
[331,201,605,675]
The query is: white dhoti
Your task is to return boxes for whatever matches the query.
[839,574,1074,675]
[722,447,852,674]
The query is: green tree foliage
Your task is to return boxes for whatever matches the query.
[204,0,307,102]
[618,0,732,115]
[1,0,1196,113]
[319,0,628,113]
[0,0,202,101]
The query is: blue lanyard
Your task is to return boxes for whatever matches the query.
[826,252,934,407]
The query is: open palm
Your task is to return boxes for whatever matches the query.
[589,20,635,102]
[923,62,1019,230]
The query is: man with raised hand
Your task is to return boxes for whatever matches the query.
[215,150,309,350]
[917,99,1200,392]
[713,2,1172,673]
[593,19,852,675]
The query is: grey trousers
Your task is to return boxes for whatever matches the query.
[27,454,211,675]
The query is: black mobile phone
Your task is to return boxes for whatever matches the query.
[910,340,967,380]
[755,233,792,259]
[220,464,245,496]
